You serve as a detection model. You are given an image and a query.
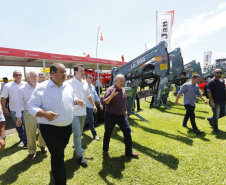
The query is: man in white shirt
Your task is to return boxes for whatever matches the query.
[1,70,27,148]
[0,77,8,94]
[0,105,6,151]
[16,70,47,159]
[68,64,97,166]
[28,63,85,185]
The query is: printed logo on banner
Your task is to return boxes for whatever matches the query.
[160,19,169,41]
[156,10,174,52]
[203,51,212,72]
[204,54,209,66]
[0,51,9,54]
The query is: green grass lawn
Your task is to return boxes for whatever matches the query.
[1,93,226,185]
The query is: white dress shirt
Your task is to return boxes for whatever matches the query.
[67,77,91,116]
[16,82,35,118]
[1,81,26,111]
[0,107,5,122]
[28,78,77,126]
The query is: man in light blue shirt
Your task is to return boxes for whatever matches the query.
[86,74,103,140]
[175,74,208,135]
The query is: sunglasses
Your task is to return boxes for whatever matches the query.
[215,72,222,74]
[14,74,22,77]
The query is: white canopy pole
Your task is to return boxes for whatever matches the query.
[97,63,100,97]
[43,59,47,80]
[23,62,26,82]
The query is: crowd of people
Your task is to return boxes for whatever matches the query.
[0,65,225,185]
[174,69,226,134]
[0,63,139,185]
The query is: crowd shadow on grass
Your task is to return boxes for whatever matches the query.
[172,106,209,113]
[213,130,226,140]
[0,151,47,184]
[48,152,82,185]
[49,152,87,184]
[0,144,24,161]
[65,152,81,179]
[82,133,93,150]
[177,128,210,142]
[132,121,193,146]
[156,108,205,120]
[99,155,131,185]
[111,129,179,170]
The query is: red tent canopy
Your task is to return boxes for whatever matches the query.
[0,47,126,70]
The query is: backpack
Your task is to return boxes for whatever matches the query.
[203,79,215,99]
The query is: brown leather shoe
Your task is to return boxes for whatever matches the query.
[125,152,139,157]
[37,145,47,153]
[28,153,36,159]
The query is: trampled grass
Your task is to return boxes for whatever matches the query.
[0,94,226,185]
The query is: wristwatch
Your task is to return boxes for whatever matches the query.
[0,136,6,140]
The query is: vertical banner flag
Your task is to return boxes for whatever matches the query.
[203,51,212,72]
[98,26,105,43]
[96,25,105,58]
[156,10,174,52]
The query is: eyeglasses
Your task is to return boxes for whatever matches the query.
[14,74,22,77]
[215,72,222,74]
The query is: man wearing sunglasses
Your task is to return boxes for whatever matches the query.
[1,70,27,148]
[207,69,226,134]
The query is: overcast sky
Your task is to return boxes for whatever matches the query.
[0,0,226,78]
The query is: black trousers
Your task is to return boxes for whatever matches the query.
[183,104,198,131]
[133,94,141,111]
[95,86,102,96]
[40,124,72,185]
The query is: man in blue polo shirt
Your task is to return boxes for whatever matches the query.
[206,69,226,134]
[175,74,208,134]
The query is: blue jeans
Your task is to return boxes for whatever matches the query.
[210,101,225,130]
[103,112,132,153]
[72,115,86,157]
[174,85,180,96]
[86,107,97,137]
[10,111,27,144]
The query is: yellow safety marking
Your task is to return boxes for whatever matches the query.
[156,56,161,61]
[160,63,167,70]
